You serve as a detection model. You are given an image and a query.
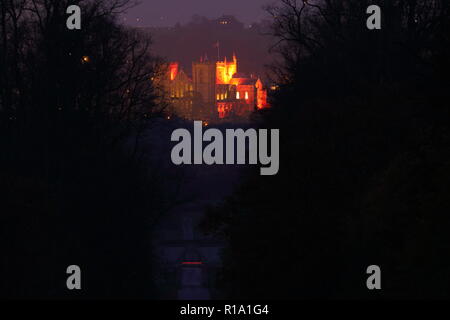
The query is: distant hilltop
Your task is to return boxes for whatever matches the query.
[141,15,274,85]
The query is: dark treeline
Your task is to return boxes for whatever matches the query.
[202,0,450,299]
[0,0,164,298]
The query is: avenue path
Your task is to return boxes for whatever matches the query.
[141,119,248,299]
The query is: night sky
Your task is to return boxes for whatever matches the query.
[123,0,273,27]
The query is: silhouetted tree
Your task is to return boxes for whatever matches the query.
[202,0,450,299]
[0,0,165,298]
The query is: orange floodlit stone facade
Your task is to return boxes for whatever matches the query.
[169,62,179,81]
[161,53,269,121]
[216,54,238,85]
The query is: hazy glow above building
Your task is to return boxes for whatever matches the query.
[123,0,268,27]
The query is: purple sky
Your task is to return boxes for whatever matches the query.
[123,0,273,27]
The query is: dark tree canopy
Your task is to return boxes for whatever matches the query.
[202,0,450,299]
[0,0,164,298]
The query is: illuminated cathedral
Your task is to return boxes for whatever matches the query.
[162,53,269,121]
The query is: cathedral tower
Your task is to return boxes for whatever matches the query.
[192,57,217,119]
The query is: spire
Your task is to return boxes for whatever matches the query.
[233,52,237,62]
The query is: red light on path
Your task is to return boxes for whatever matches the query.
[182,261,203,265]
